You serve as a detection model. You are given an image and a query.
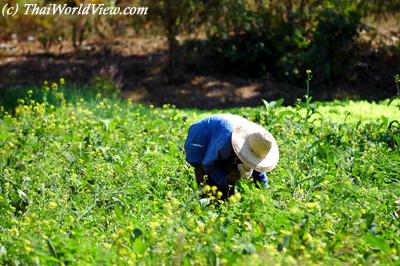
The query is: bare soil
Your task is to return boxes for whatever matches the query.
[0,33,399,109]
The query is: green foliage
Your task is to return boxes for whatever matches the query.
[0,84,400,264]
[90,76,121,99]
[0,1,68,48]
[205,0,364,84]
[302,7,362,83]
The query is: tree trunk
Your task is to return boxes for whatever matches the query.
[164,0,181,84]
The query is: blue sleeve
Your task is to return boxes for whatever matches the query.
[252,171,268,189]
[184,121,209,165]
[202,131,233,187]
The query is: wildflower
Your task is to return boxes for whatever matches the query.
[48,202,57,209]
[244,221,253,231]
[395,74,400,95]
[316,247,324,254]
[59,78,65,85]
[148,221,159,229]
[197,223,205,232]
[305,69,313,97]
[126,225,134,231]
[203,185,211,193]
[216,191,223,199]
[213,244,222,254]
[228,193,241,203]
[24,246,32,253]
[211,186,218,193]
[305,202,319,209]
[150,230,157,238]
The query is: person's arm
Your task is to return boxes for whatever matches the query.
[193,165,206,185]
[193,162,229,188]
[203,163,229,187]
[252,171,268,189]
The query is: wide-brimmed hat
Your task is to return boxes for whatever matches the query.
[231,122,279,172]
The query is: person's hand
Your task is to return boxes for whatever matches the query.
[194,165,206,185]
[238,163,253,179]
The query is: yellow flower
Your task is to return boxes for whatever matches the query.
[213,244,222,254]
[203,185,211,193]
[211,186,218,193]
[304,202,319,209]
[24,246,32,253]
[149,221,159,229]
[228,196,236,203]
[150,230,157,238]
[216,191,223,199]
[126,225,134,231]
[48,202,57,209]
[198,223,205,232]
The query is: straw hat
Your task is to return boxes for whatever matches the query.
[231,122,279,172]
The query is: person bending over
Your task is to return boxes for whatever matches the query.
[184,114,279,200]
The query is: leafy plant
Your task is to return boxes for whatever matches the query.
[0,81,399,265]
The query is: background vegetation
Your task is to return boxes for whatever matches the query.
[1,0,399,90]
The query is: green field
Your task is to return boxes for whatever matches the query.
[0,83,399,265]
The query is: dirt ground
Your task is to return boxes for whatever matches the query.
[0,32,399,109]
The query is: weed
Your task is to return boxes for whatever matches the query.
[0,81,399,265]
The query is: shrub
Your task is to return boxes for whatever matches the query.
[205,1,364,85]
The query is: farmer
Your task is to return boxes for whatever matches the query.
[184,114,279,200]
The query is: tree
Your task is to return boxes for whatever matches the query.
[143,0,219,83]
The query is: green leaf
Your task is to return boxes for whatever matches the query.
[134,238,146,255]
[47,239,58,258]
[17,189,28,204]
[365,233,390,253]
[114,205,122,220]
[362,212,375,229]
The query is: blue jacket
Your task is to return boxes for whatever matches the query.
[184,114,268,188]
